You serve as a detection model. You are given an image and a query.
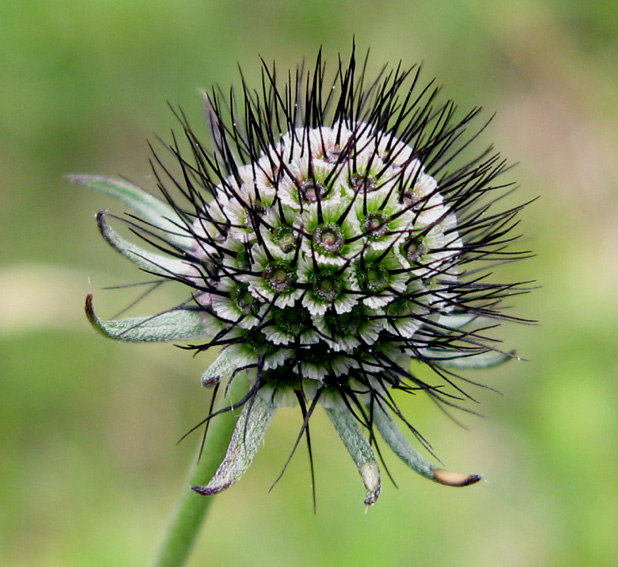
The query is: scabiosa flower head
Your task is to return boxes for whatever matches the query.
[72,47,531,506]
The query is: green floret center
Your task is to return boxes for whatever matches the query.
[309,270,342,302]
[273,306,311,334]
[386,297,416,317]
[272,225,296,253]
[232,243,253,270]
[323,305,364,335]
[242,330,281,358]
[359,263,390,293]
[261,367,302,390]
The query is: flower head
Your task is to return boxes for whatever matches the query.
[72,47,530,506]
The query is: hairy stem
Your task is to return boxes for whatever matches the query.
[151,377,245,567]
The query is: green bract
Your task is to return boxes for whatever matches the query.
[73,48,530,506]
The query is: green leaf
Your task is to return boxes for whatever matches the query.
[85,294,212,342]
[201,349,238,386]
[425,348,516,369]
[326,407,381,505]
[192,394,276,495]
[373,403,481,487]
[68,174,193,249]
[372,402,436,479]
[96,211,193,277]
[437,313,478,329]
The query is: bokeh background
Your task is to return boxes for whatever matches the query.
[1,1,617,566]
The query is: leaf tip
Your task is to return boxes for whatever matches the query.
[85,293,96,326]
[432,469,482,487]
[191,482,231,496]
[66,173,99,187]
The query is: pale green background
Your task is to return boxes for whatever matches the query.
[1,1,617,566]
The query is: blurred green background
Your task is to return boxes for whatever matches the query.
[1,0,617,566]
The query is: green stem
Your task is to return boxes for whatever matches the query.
[151,378,245,567]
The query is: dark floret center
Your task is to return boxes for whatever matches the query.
[325,146,343,164]
[350,172,378,193]
[299,179,327,202]
[260,367,302,389]
[239,203,267,230]
[363,211,389,238]
[312,223,345,253]
[231,283,259,315]
[263,263,293,292]
[323,305,363,335]
[244,329,279,356]
[401,189,419,207]
[251,203,268,217]
[402,236,426,263]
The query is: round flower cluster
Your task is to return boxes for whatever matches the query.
[74,49,529,506]
[193,122,462,409]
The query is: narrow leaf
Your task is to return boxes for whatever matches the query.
[192,395,276,495]
[373,403,481,487]
[85,294,211,342]
[372,402,436,480]
[437,313,478,329]
[97,211,193,277]
[326,407,381,506]
[68,174,193,248]
[425,348,515,369]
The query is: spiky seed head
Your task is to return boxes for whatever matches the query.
[74,46,532,506]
